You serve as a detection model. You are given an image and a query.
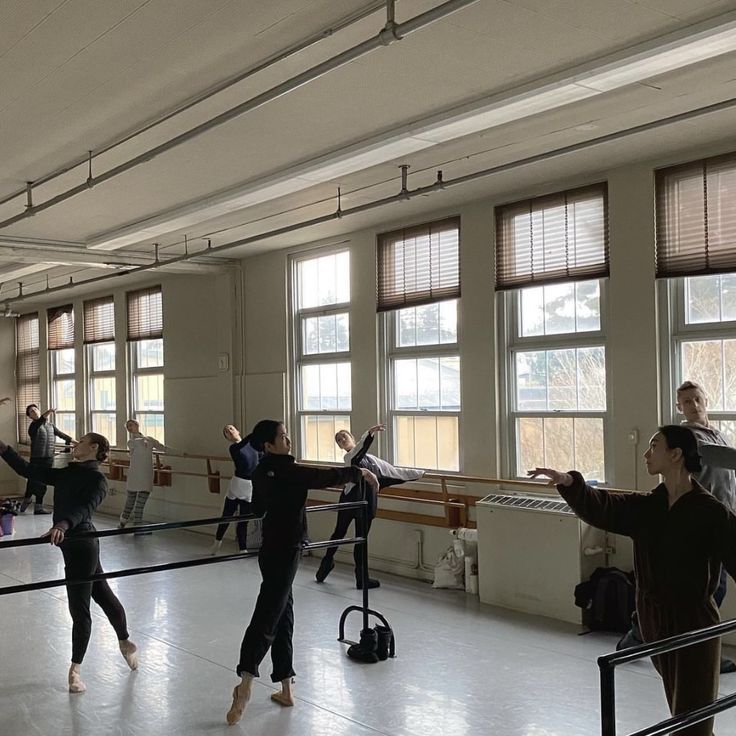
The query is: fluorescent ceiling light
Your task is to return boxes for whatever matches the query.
[88,11,736,251]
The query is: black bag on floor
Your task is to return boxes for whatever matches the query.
[575,566,635,633]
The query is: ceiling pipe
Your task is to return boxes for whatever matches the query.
[0,1,391,211]
[0,0,479,232]
[9,92,736,306]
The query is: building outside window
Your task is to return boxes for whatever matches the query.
[84,296,116,443]
[48,304,76,438]
[15,313,40,442]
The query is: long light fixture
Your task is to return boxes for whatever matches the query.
[88,10,736,252]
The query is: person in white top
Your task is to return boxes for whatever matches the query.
[119,419,174,530]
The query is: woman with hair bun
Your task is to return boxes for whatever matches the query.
[0,432,137,694]
[225,420,378,725]
[529,425,736,736]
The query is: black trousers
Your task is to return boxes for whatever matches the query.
[24,456,54,505]
[215,497,251,549]
[237,547,300,682]
[322,483,377,582]
[60,537,129,664]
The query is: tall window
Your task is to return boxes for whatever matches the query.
[128,287,164,442]
[496,184,609,480]
[657,153,736,443]
[47,304,76,437]
[292,250,351,462]
[84,296,116,442]
[379,217,461,471]
[15,313,40,442]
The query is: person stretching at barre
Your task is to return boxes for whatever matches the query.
[528,425,736,736]
[226,420,378,725]
[315,424,424,589]
[210,424,261,555]
[0,433,138,694]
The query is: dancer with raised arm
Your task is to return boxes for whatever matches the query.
[119,419,174,531]
[210,424,261,554]
[225,420,378,725]
[315,423,424,588]
[529,425,736,736]
[21,404,73,514]
[0,432,138,694]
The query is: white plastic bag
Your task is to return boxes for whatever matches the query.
[432,543,465,589]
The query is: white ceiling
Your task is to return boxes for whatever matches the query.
[2,0,736,307]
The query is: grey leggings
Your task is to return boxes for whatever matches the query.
[120,491,151,525]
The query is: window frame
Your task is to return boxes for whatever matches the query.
[500,278,612,482]
[290,247,352,463]
[128,338,165,443]
[381,298,462,473]
[49,347,76,439]
[662,276,736,432]
[86,341,117,443]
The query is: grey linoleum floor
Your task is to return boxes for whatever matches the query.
[2,513,736,736]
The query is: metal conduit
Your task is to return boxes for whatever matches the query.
[8,92,736,305]
[0,0,479,231]
[0,1,391,211]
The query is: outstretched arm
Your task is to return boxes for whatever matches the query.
[0,442,60,485]
[527,467,645,537]
[700,443,736,471]
[0,397,10,406]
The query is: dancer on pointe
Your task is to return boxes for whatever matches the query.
[210,424,261,555]
[0,432,138,693]
[226,420,378,725]
[119,419,174,532]
[315,424,424,588]
[529,425,736,736]
[22,404,73,514]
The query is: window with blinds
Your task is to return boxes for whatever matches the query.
[15,313,40,441]
[655,152,736,278]
[84,296,115,343]
[495,183,609,290]
[376,216,460,312]
[47,304,74,349]
[127,286,163,340]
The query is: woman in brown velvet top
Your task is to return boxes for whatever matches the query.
[529,425,736,736]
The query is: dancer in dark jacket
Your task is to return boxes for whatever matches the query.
[226,420,378,725]
[0,432,138,694]
[529,425,736,736]
[22,403,73,513]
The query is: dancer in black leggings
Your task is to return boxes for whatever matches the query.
[0,432,138,693]
[226,420,378,725]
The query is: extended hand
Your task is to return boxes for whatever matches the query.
[367,424,386,435]
[0,439,7,453]
[360,468,379,493]
[41,526,65,545]
[0,397,10,406]
[526,467,573,487]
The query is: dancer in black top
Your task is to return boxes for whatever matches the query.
[210,424,261,554]
[22,403,73,514]
[226,420,378,725]
[316,424,424,588]
[0,432,138,694]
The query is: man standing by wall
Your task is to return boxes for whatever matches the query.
[21,404,72,514]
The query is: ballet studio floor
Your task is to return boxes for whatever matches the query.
[2,513,736,736]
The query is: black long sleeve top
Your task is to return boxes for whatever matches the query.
[252,453,361,553]
[1,446,106,536]
[229,435,261,480]
[28,417,72,459]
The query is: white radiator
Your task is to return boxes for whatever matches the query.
[476,493,606,624]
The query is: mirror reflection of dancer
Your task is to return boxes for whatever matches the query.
[210,424,261,555]
[226,420,378,725]
[0,433,138,694]
[22,404,73,514]
[119,419,173,531]
[529,425,736,736]
[315,424,424,589]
